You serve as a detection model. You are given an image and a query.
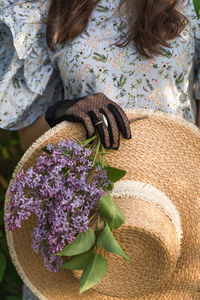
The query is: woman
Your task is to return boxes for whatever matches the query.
[0,0,200,298]
[0,0,200,151]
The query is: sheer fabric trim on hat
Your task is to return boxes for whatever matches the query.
[112,180,182,244]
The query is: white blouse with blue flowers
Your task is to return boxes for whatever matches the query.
[0,0,200,130]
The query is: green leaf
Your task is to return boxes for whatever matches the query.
[60,251,95,270]
[98,193,125,230]
[81,136,96,146]
[106,182,114,191]
[0,252,7,282]
[193,0,200,18]
[5,259,22,287]
[0,235,8,256]
[6,296,21,300]
[0,194,5,201]
[57,228,95,256]
[72,136,96,146]
[0,210,4,226]
[104,166,126,183]
[1,147,10,159]
[79,253,107,294]
[8,139,19,146]
[97,222,130,260]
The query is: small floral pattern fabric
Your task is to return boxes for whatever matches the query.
[0,0,63,130]
[0,0,200,130]
[22,285,39,300]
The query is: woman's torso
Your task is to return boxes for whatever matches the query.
[49,0,199,124]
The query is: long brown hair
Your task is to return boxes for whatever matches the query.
[47,0,187,58]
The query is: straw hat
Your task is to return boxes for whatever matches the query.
[5,109,200,300]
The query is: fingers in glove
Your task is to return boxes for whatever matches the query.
[88,111,111,149]
[78,112,96,139]
[99,108,120,150]
[108,103,131,139]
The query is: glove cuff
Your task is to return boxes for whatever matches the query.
[45,106,57,128]
[45,101,65,128]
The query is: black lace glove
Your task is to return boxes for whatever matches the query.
[45,93,131,149]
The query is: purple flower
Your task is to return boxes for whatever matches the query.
[5,138,110,272]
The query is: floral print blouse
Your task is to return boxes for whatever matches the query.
[0,0,200,130]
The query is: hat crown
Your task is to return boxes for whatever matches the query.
[73,180,182,297]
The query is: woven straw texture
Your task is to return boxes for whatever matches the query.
[73,191,181,298]
[5,109,200,300]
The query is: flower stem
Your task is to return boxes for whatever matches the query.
[101,145,105,168]
[92,138,101,167]
[82,136,96,146]
[88,212,97,224]
[95,213,100,239]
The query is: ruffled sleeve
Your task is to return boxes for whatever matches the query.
[0,0,64,130]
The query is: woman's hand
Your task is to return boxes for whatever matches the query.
[45,93,131,149]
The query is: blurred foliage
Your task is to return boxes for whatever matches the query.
[0,129,23,300]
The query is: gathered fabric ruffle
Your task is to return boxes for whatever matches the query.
[0,0,53,94]
[0,0,62,130]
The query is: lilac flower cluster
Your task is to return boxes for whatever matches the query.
[5,139,110,272]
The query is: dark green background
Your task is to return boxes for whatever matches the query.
[0,129,23,300]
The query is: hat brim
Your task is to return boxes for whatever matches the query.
[5,109,200,300]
